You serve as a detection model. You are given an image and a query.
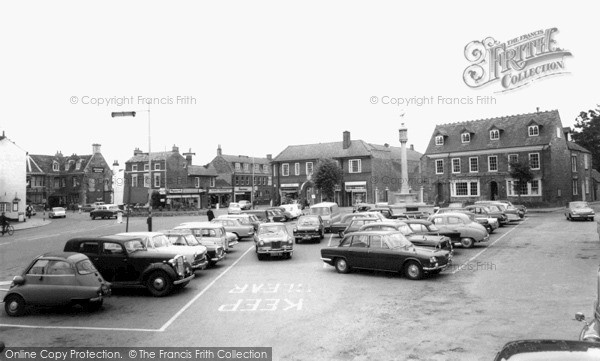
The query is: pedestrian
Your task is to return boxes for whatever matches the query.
[146,211,152,232]
[0,212,9,235]
[26,204,33,219]
[207,208,214,221]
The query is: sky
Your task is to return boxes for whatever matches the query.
[1,1,598,170]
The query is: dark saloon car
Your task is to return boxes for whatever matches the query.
[493,339,600,361]
[90,204,122,220]
[359,221,453,253]
[255,223,294,260]
[64,236,194,297]
[243,209,270,223]
[320,231,451,280]
[293,215,324,243]
[464,205,508,226]
[3,252,111,316]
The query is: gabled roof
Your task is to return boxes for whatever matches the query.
[425,110,562,155]
[567,141,591,153]
[187,164,218,177]
[27,154,93,174]
[273,140,422,162]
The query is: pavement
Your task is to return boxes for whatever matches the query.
[11,217,52,231]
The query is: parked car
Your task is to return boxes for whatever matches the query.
[435,208,497,234]
[403,219,460,240]
[175,222,230,252]
[116,232,208,271]
[565,201,595,221]
[495,199,527,215]
[228,202,242,214]
[339,218,381,238]
[63,236,194,296]
[359,221,453,253]
[493,339,600,360]
[575,266,600,342]
[280,203,303,219]
[427,212,489,248]
[330,212,385,236]
[464,205,508,226]
[308,202,341,232]
[320,231,451,280]
[238,200,252,210]
[268,207,292,221]
[160,229,225,267]
[352,203,376,213]
[370,207,394,219]
[243,209,270,223]
[48,207,66,219]
[293,215,324,243]
[3,252,111,316]
[219,213,260,231]
[255,223,294,260]
[90,204,122,220]
[475,201,522,221]
[267,209,288,222]
[211,217,255,241]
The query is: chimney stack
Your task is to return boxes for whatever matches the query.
[92,144,101,154]
[343,131,351,149]
[217,144,222,156]
[134,148,142,156]
[172,144,179,153]
[0,130,5,140]
[183,148,195,166]
[536,107,540,113]
[113,160,119,167]
[410,144,414,151]
[384,143,389,148]
[266,154,272,160]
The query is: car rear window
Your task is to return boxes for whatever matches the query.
[76,259,97,275]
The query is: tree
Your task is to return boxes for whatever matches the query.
[508,160,534,202]
[572,107,600,172]
[150,190,162,209]
[313,159,343,202]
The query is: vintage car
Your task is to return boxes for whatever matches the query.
[211,217,255,241]
[228,202,242,214]
[495,199,527,215]
[238,200,252,210]
[493,339,600,360]
[280,203,303,219]
[293,215,324,243]
[243,209,270,223]
[90,204,122,220]
[402,219,459,239]
[435,208,498,234]
[255,222,294,260]
[64,236,194,296]
[427,212,489,248]
[218,213,260,231]
[3,252,111,316]
[475,201,522,221]
[267,209,288,222]
[352,203,376,213]
[160,229,225,267]
[575,266,600,342]
[339,217,381,238]
[320,231,451,280]
[566,201,595,221]
[330,212,385,236]
[175,222,230,252]
[48,207,66,219]
[359,221,453,253]
[464,204,508,226]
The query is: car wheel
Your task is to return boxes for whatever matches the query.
[85,299,103,312]
[92,216,96,220]
[295,239,299,244]
[334,258,350,274]
[567,214,572,221]
[404,261,423,280]
[4,294,26,317]
[145,270,174,297]
[338,231,344,238]
[461,237,475,248]
[319,231,324,240]
[257,253,267,261]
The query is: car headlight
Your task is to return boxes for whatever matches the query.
[287,237,293,244]
[258,240,265,246]
[429,256,437,263]
[293,228,298,232]
[315,228,319,232]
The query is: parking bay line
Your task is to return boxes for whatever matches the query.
[451,219,527,275]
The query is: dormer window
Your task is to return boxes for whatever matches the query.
[461,133,471,143]
[528,125,539,137]
[490,129,500,140]
[75,159,82,170]
[52,161,59,171]
[435,136,444,145]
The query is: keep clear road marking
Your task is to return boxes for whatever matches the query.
[451,218,527,275]
[0,243,256,333]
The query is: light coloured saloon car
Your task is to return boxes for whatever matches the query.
[427,212,489,248]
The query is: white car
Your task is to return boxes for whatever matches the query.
[228,202,242,214]
[281,204,303,219]
[116,232,208,270]
[48,207,66,218]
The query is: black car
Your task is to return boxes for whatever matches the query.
[64,236,194,296]
[493,340,600,361]
[293,215,324,243]
[320,231,451,280]
[243,210,270,223]
[359,221,453,253]
[464,205,508,226]
[267,209,288,222]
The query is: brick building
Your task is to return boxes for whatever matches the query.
[123,145,217,209]
[208,145,273,206]
[0,131,26,220]
[271,131,422,206]
[422,110,594,206]
[26,144,113,208]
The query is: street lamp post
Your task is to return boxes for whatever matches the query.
[111,102,152,230]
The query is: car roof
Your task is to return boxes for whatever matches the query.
[176,222,222,229]
[68,235,142,243]
[431,212,470,219]
[116,232,164,237]
[361,221,404,228]
[40,252,88,262]
[259,222,285,227]
[343,230,400,237]
[403,219,433,225]
[157,229,192,235]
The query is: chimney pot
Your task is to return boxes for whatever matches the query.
[410,144,414,150]
[266,154,272,160]
[217,145,222,156]
[343,131,351,149]
[92,144,101,154]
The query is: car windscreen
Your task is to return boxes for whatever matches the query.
[259,225,287,235]
[124,239,145,252]
[76,259,98,275]
[571,202,590,208]
[298,217,319,226]
[310,207,330,216]
[383,233,412,249]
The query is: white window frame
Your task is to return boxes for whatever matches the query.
[450,180,480,197]
[349,159,362,173]
[435,136,444,145]
[144,164,149,171]
[489,129,499,140]
[281,163,289,176]
[210,177,215,187]
[584,154,589,170]
[153,173,160,188]
[132,164,138,172]
[131,174,138,187]
[488,155,498,172]
[306,162,314,176]
[154,163,160,171]
[294,163,300,176]
[529,153,540,170]
[508,154,518,170]
[235,163,241,172]
[243,163,250,173]
[506,178,542,197]
[461,133,471,143]
[451,158,460,174]
[195,177,200,188]
[144,173,150,188]
[52,161,59,171]
[75,159,82,170]
[572,179,578,195]
[469,157,478,173]
[528,125,539,137]
[435,159,444,175]
[585,177,590,194]
[571,155,577,172]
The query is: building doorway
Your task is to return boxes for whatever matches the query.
[490,181,498,200]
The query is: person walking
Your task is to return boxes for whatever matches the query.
[206,208,215,221]
[146,211,152,232]
[0,212,9,235]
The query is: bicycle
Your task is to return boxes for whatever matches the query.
[1,225,14,236]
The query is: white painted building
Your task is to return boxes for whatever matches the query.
[0,131,26,221]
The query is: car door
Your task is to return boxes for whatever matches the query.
[366,235,397,271]
[346,235,370,268]
[99,241,131,282]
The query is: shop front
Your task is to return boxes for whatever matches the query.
[345,181,367,206]
[279,183,299,204]
[166,188,206,210]
[208,188,232,209]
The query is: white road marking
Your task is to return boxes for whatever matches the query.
[0,281,12,285]
[158,244,255,331]
[451,219,527,274]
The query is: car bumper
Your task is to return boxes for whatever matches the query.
[257,246,293,255]
[228,238,239,247]
[191,256,209,270]
[423,260,450,272]
[294,232,321,240]
[571,213,595,219]
[480,234,490,242]
[321,257,333,266]
[173,274,195,285]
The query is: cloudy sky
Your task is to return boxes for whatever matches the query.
[1,1,597,169]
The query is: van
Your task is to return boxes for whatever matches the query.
[309,202,341,232]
